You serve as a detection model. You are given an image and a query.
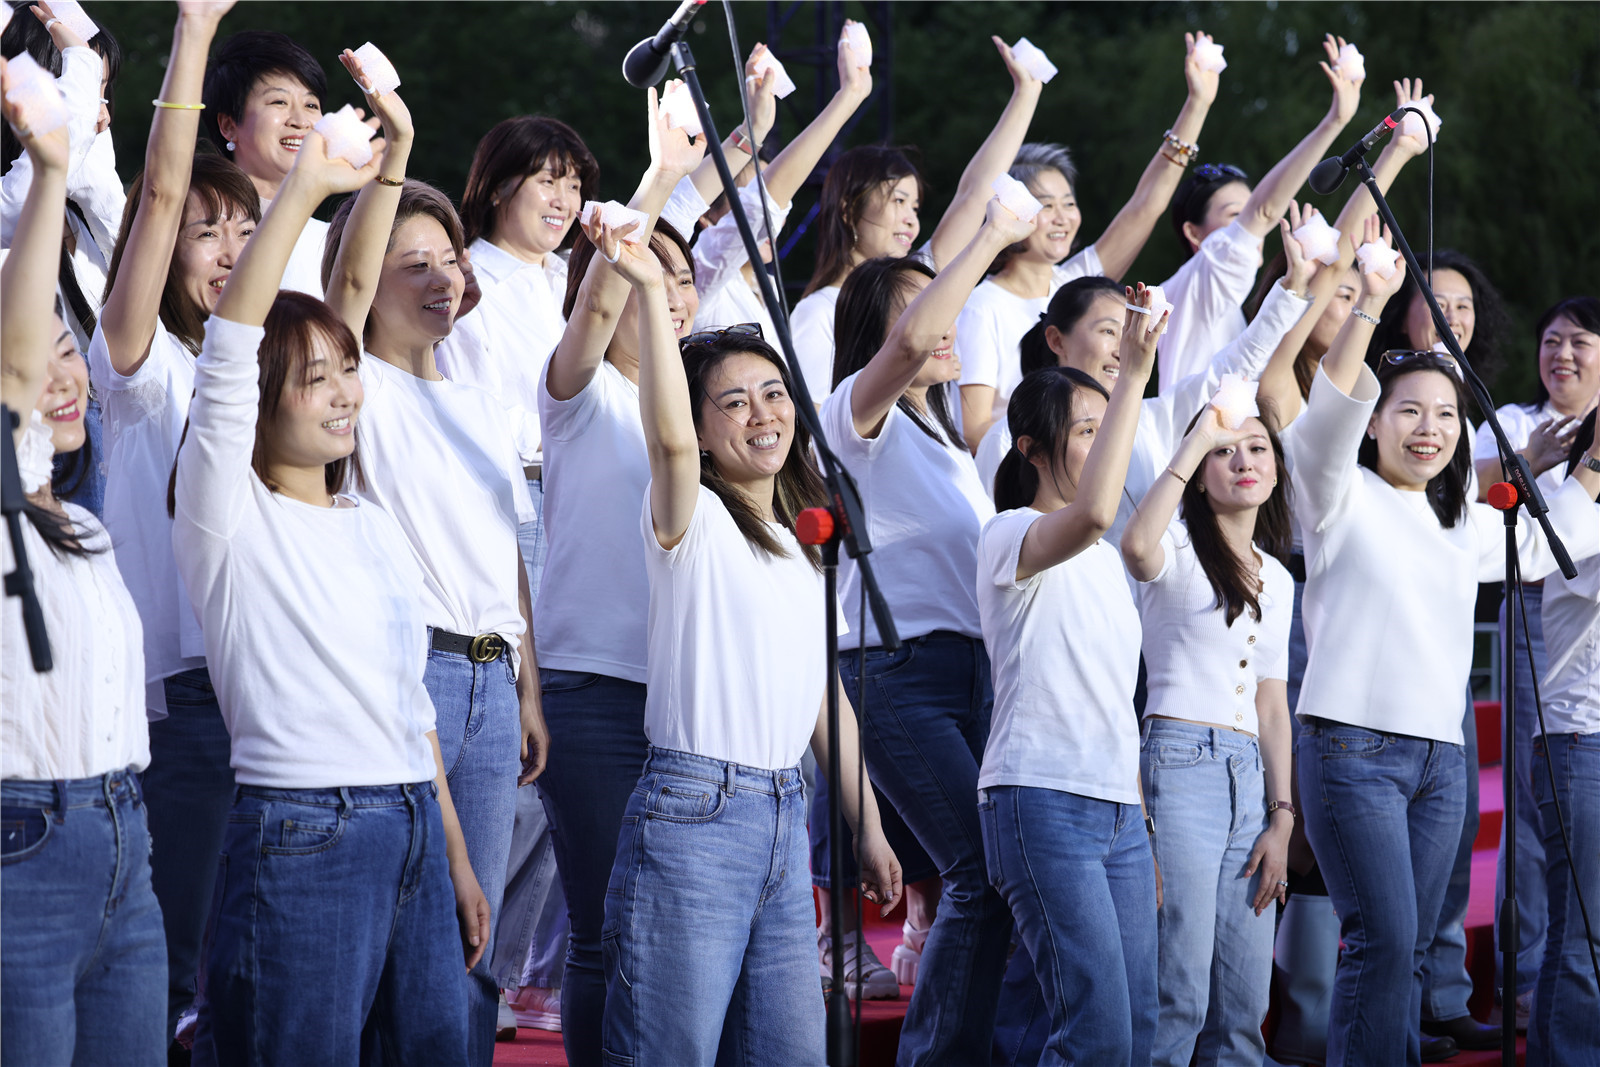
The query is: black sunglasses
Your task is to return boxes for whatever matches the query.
[1382,349,1460,377]
[680,322,764,349]
[1193,163,1249,183]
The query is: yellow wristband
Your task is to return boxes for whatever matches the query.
[152,100,206,110]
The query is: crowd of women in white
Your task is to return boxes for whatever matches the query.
[3,3,1598,1067]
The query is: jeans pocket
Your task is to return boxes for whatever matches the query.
[643,782,726,824]
[0,808,53,864]
[601,930,631,992]
[263,813,345,855]
[861,642,917,679]
[1152,741,1205,768]
[1322,728,1389,758]
[539,669,601,695]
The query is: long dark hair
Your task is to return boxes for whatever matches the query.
[831,256,962,448]
[1567,409,1597,482]
[802,145,924,298]
[994,366,1109,512]
[1531,296,1600,410]
[460,115,599,248]
[1368,249,1510,383]
[1019,276,1123,377]
[561,219,693,321]
[1356,355,1473,527]
[1178,400,1293,625]
[680,334,827,568]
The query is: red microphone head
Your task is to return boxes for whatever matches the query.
[1487,481,1519,512]
[796,507,836,546]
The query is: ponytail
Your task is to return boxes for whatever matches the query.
[993,366,1108,512]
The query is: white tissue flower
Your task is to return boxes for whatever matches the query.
[1011,38,1058,83]
[660,80,703,140]
[351,42,400,96]
[580,200,649,243]
[314,105,375,168]
[1140,284,1174,324]
[992,174,1043,223]
[1192,39,1227,73]
[1291,211,1342,266]
[751,51,796,99]
[1335,42,1366,82]
[49,0,96,40]
[3,54,69,136]
[1210,374,1261,430]
[1355,241,1402,280]
[1400,98,1442,143]
[842,23,872,67]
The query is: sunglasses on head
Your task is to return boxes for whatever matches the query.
[680,322,764,350]
[1193,163,1249,183]
[1382,349,1460,377]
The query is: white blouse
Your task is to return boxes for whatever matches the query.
[1540,555,1600,736]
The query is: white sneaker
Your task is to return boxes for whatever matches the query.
[508,985,562,1031]
[818,932,900,1000]
[890,920,929,986]
[495,991,518,1042]
[1515,989,1532,1032]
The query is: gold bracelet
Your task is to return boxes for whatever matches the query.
[1165,466,1189,484]
[152,100,206,110]
[374,175,404,187]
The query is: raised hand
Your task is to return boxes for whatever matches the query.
[1184,31,1222,105]
[992,35,1045,96]
[29,2,90,50]
[1280,201,1318,294]
[1523,413,1583,475]
[1391,78,1434,157]
[1318,33,1363,124]
[583,216,663,292]
[647,82,705,180]
[175,0,235,24]
[742,44,778,144]
[0,59,70,170]
[1355,215,1406,302]
[984,194,1038,246]
[837,26,872,100]
[1120,283,1170,382]
[287,123,389,198]
[338,49,414,145]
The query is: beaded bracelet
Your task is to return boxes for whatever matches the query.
[1351,307,1380,326]
[1162,128,1199,166]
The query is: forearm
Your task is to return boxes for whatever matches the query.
[928,83,1042,268]
[429,732,474,873]
[324,139,413,334]
[810,689,881,838]
[0,162,67,412]
[215,176,321,326]
[1321,291,1382,395]
[145,13,218,192]
[1123,433,1208,576]
[1242,111,1348,237]
[1333,141,1408,238]
[763,87,869,207]
[1096,93,1214,279]
[1257,686,1295,834]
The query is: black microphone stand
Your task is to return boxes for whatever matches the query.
[1349,157,1576,1067]
[2,404,53,671]
[668,39,899,1067]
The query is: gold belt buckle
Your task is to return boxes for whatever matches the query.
[468,633,505,663]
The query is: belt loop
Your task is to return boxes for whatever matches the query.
[53,779,68,823]
[724,763,736,797]
[338,787,353,819]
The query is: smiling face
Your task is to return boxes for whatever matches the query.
[1018,168,1082,264]
[1369,368,1462,492]
[1404,268,1475,353]
[696,351,797,488]
[171,191,255,317]
[1199,417,1277,512]
[494,161,584,261]
[853,176,921,260]
[886,273,958,388]
[370,215,465,350]
[1049,291,1126,390]
[616,240,699,358]
[35,315,90,455]
[1538,314,1599,416]
[264,327,363,474]
[218,72,322,197]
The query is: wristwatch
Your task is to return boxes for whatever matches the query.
[1581,452,1600,475]
[730,126,755,155]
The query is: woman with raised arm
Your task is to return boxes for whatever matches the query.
[957,32,1220,450]
[791,29,1045,400]
[317,54,544,1066]
[976,287,1168,1063]
[1158,34,1364,395]
[1286,218,1600,1066]
[597,210,902,1065]
[1120,400,1296,1066]
[1,69,163,1067]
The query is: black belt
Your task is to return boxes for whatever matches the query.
[1288,553,1306,584]
[430,628,508,664]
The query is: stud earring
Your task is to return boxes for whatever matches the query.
[226,140,236,153]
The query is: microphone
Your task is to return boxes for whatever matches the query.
[1308,107,1407,195]
[622,0,707,88]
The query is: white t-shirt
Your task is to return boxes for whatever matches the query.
[692,181,791,342]
[435,237,569,465]
[1473,401,1567,498]
[353,355,534,661]
[279,215,329,298]
[88,318,207,710]
[1135,528,1293,735]
[172,317,437,788]
[822,373,993,648]
[977,509,1143,804]
[642,485,827,770]
[1157,219,1264,396]
[1540,554,1600,735]
[954,246,1105,425]
[1287,364,1600,743]
[791,285,841,402]
[535,358,651,682]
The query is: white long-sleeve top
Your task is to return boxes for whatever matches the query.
[1287,363,1600,743]
[692,180,792,340]
[1156,219,1263,396]
[172,317,438,787]
[1541,554,1600,735]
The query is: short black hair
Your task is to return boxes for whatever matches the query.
[201,30,328,156]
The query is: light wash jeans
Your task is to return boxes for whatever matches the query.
[1298,717,1467,1067]
[1,771,166,1066]
[196,783,468,1064]
[601,746,822,1065]
[980,784,1159,1066]
[1529,730,1600,1066]
[1496,583,1548,996]
[1142,719,1275,1067]
[426,641,522,1066]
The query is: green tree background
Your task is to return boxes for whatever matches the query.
[95,0,1599,401]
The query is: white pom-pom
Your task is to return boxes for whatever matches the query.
[992,174,1043,223]
[3,54,69,136]
[351,42,401,96]
[313,104,375,168]
[1010,37,1058,83]
[48,0,96,40]
[1210,373,1261,430]
[660,80,703,140]
[580,200,649,244]
[842,22,872,67]
[1400,98,1442,142]
[1291,210,1342,266]
[750,51,796,99]
[1355,241,1402,280]
[1192,38,1228,73]
[1145,284,1173,323]
[1334,42,1366,82]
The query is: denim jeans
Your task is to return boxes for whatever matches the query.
[980,784,1159,1065]
[1420,692,1479,1022]
[537,669,649,1066]
[809,749,935,888]
[839,632,1010,1066]
[1529,731,1600,1066]
[492,781,568,990]
[1141,720,1275,1067]
[144,665,236,1038]
[197,783,468,1065]
[518,476,548,605]
[426,643,521,1066]
[1,771,166,1066]
[1297,717,1467,1066]
[602,747,821,1065]
[1497,583,1548,995]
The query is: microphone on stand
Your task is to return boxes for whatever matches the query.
[621,0,707,88]
[1308,107,1408,195]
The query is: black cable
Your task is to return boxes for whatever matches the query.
[720,0,791,323]
[855,575,867,1052]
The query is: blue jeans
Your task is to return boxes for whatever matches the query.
[602,747,822,1065]
[980,785,1159,1066]
[841,632,1010,1066]
[426,643,521,1066]
[1141,720,1274,1067]
[809,752,935,888]
[197,783,468,1065]
[1,771,166,1066]
[537,669,649,1066]
[1529,731,1600,1065]
[518,476,548,605]
[1421,692,1479,1022]
[1298,718,1467,1066]
[492,781,568,990]
[144,665,236,1039]
[1497,583,1548,996]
